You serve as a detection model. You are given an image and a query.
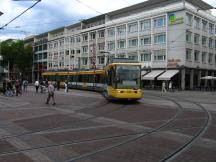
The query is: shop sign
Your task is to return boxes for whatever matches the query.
[168,13,184,26]
[167,59,181,67]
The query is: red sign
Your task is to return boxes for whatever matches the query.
[167,59,181,67]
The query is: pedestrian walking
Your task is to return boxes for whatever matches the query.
[46,81,56,105]
[162,81,166,92]
[57,80,60,91]
[23,80,28,92]
[64,81,68,93]
[34,80,39,93]
[169,81,173,92]
[15,80,22,96]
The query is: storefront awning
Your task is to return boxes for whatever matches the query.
[142,70,164,80]
[157,70,179,80]
[141,70,147,76]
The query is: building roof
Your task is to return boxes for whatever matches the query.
[107,0,214,17]
[35,32,48,38]
[49,26,65,34]
[66,22,81,29]
[82,15,105,24]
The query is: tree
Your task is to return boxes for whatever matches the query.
[1,39,33,78]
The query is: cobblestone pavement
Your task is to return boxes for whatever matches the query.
[0,87,216,162]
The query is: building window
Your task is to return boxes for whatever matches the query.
[90,32,96,40]
[128,55,138,61]
[154,33,166,44]
[83,34,88,42]
[117,40,126,49]
[71,50,75,54]
[65,50,69,56]
[194,17,200,29]
[48,63,52,68]
[140,36,151,45]
[98,43,105,51]
[209,38,213,48]
[215,55,216,64]
[202,36,207,46]
[128,23,138,33]
[153,16,166,28]
[209,23,214,34]
[76,36,81,42]
[59,62,64,67]
[82,58,88,65]
[98,30,105,38]
[202,20,208,32]
[43,44,47,50]
[128,39,138,47]
[154,50,166,61]
[54,42,58,48]
[108,41,115,51]
[141,52,151,61]
[48,44,53,50]
[194,50,199,62]
[140,19,151,30]
[117,54,126,58]
[98,56,105,64]
[186,49,192,61]
[82,46,88,53]
[186,13,192,26]
[70,37,75,43]
[43,53,47,59]
[59,40,64,47]
[194,34,200,44]
[209,53,213,64]
[215,40,216,49]
[186,32,192,43]
[108,28,115,37]
[117,25,126,35]
[202,52,207,64]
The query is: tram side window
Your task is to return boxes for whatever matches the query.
[78,75,82,82]
[95,74,100,83]
[108,68,115,86]
[89,75,94,83]
[60,75,66,82]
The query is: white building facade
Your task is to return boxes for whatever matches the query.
[27,0,216,90]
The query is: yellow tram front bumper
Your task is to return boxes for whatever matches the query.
[108,87,143,100]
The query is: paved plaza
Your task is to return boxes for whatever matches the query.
[0,87,216,162]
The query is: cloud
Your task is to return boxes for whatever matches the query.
[0,0,215,40]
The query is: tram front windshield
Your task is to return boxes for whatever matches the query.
[116,65,141,89]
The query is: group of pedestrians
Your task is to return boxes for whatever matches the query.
[2,79,29,97]
[162,81,174,93]
[33,79,69,105]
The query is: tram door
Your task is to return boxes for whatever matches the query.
[107,67,116,89]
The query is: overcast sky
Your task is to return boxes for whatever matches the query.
[0,0,216,40]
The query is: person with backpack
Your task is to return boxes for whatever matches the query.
[46,81,56,105]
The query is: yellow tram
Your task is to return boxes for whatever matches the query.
[42,58,143,100]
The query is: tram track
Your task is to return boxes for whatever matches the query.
[159,97,212,162]
[0,100,126,141]
[0,93,212,162]
[61,94,211,162]
[0,97,181,158]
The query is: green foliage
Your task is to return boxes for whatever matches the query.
[0,40,33,75]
